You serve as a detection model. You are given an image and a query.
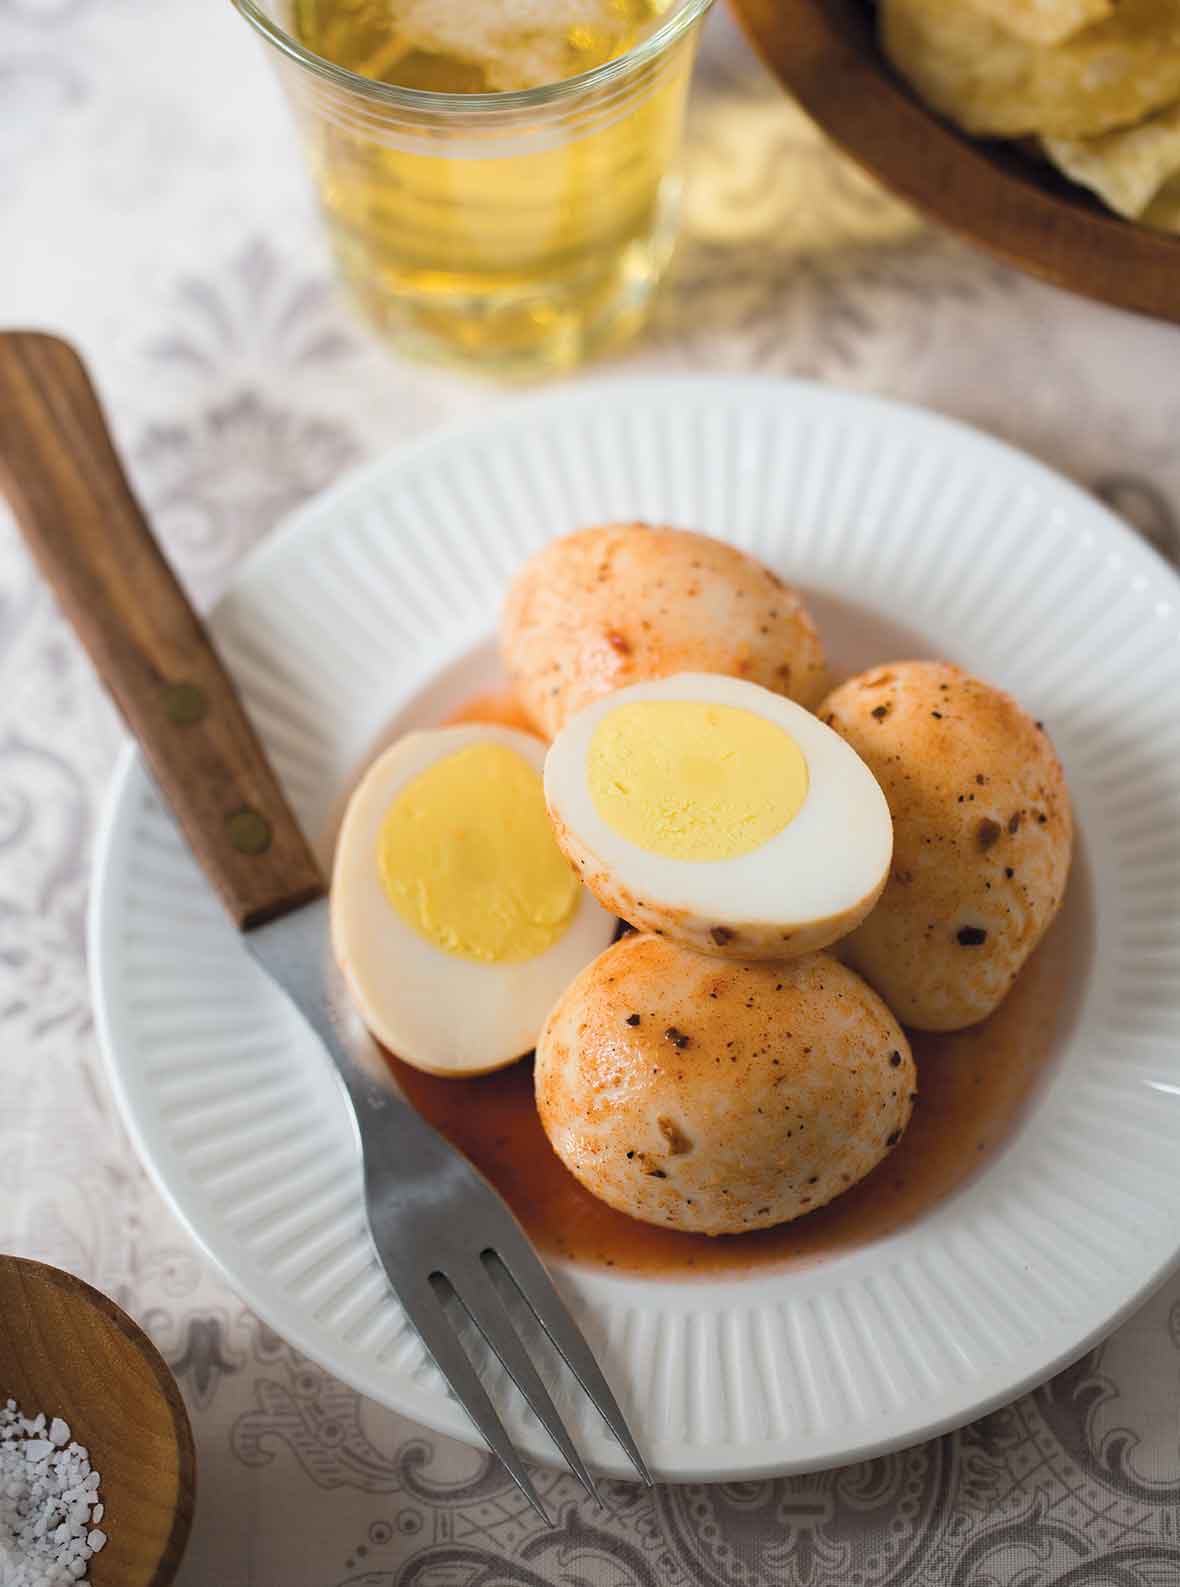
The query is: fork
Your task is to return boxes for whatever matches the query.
[0,330,652,1517]
[250,900,651,1513]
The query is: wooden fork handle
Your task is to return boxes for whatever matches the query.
[0,331,325,929]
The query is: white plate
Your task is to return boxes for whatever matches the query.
[91,376,1180,1481]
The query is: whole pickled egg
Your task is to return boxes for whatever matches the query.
[535,933,915,1235]
[819,660,1073,1030]
[500,522,828,739]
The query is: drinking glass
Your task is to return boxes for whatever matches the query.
[230,0,715,374]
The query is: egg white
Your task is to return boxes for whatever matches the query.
[331,724,618,1076]
[544,674,893,961]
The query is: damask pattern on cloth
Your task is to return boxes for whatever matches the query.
[3,2,1180,1583]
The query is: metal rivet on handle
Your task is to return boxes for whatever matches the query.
[226,807,272,855]
[161,681,207,726]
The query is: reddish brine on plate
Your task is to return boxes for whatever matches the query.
[389,915,1067,1276]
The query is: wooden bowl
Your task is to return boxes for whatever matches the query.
[731,0,1180,323]
[0,1255,195,1587]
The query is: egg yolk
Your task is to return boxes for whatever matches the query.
[378,742,579,963]
[588,700,808,862]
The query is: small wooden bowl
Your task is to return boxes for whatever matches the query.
[731,0,1180,324]
[0,1256,195,1587]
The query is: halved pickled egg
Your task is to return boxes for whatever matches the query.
[544,673,892,960]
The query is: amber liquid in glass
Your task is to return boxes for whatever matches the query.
[289,0,696,370]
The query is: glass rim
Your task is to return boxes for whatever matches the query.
[228,0,715,112]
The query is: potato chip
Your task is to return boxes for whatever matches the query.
[880,0,1180,139]
[1142,173,1180,228]
[969,0,1113,47]
[1045,102,1180,216]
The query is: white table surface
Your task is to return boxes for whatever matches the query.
[3,2,1180,1583]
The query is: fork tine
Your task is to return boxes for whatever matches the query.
[397,1277,552,1523]
[448,1262,600,1504]
[484,1236,654,1487]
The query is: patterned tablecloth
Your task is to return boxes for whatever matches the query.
[4,2,1180,1583]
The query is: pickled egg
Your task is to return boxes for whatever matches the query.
[819,660,1073,1029]
[332,725,617,1075]
[544,673,893,960]
[535,933,915,1234]
[501,522,828,739]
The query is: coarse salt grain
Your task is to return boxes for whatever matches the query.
[0,1400,106,1587]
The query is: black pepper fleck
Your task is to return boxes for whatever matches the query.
[625,1014,641,1027]
[871,704,890,721]
[665,1027,690,1049]
[957,925,988,946]
[886,1130,902,1148]
[931,710,943,719]
[1005,866,1015,879]
[889,1050,902,1067]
